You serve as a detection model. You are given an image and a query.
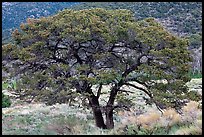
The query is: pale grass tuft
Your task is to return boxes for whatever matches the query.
[137,112,160,129]
[188,125,202,135]
[182,101,201,123]
[195,119,202,129]
[117,110,125,116]
[72,125,83,135]
[161,108,181,126]
[174,125,202,135]
[2,109,14,114]
[137,115,147,125]
[148,112,160,122]
[174,127,191,135]
[127,116,137,124]
[183,101,199,113]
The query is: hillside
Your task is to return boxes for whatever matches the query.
[2,2,78,30]
[2,2,78,43]
[2,2,202,40]
[70,2,202,38]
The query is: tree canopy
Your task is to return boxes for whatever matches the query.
[2,8,201,129]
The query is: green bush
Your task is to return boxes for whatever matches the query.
[189,70,202,78]
[2,93,11,108]
[2,80,17,90]
[2,81,9,90]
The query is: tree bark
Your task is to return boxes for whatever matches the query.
[105,107,114,129]
[104,80,124,129]
[88,95,106,129]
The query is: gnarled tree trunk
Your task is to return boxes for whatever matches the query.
[88,95,106,129]
[89,96,115,129]
[87,81,122,129]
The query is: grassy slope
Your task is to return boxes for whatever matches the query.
[2,78,202,135]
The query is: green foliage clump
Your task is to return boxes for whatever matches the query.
[2,80,17,90]
[2,93,12,108]
[188,70,202,78]
[187,33,202,49]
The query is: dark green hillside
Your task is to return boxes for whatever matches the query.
[71,2,202,38]
[2,2,78,43]
[2,2,202,45]
[2,2,78,30]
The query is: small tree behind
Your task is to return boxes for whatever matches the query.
[2,8,201,129]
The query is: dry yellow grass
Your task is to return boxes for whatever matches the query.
[183,101,199,112]
[182,101,201,123]
[2,78,202,135]
[136,112,161,129]
[162,108,181,126]
[174,125,202,135]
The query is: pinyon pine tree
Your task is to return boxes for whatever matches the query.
[2,8,201,129]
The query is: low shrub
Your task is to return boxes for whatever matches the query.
[2,80,17,90]
[2,93,11,108]
[112,100,202,135]
[188,70,202,78]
